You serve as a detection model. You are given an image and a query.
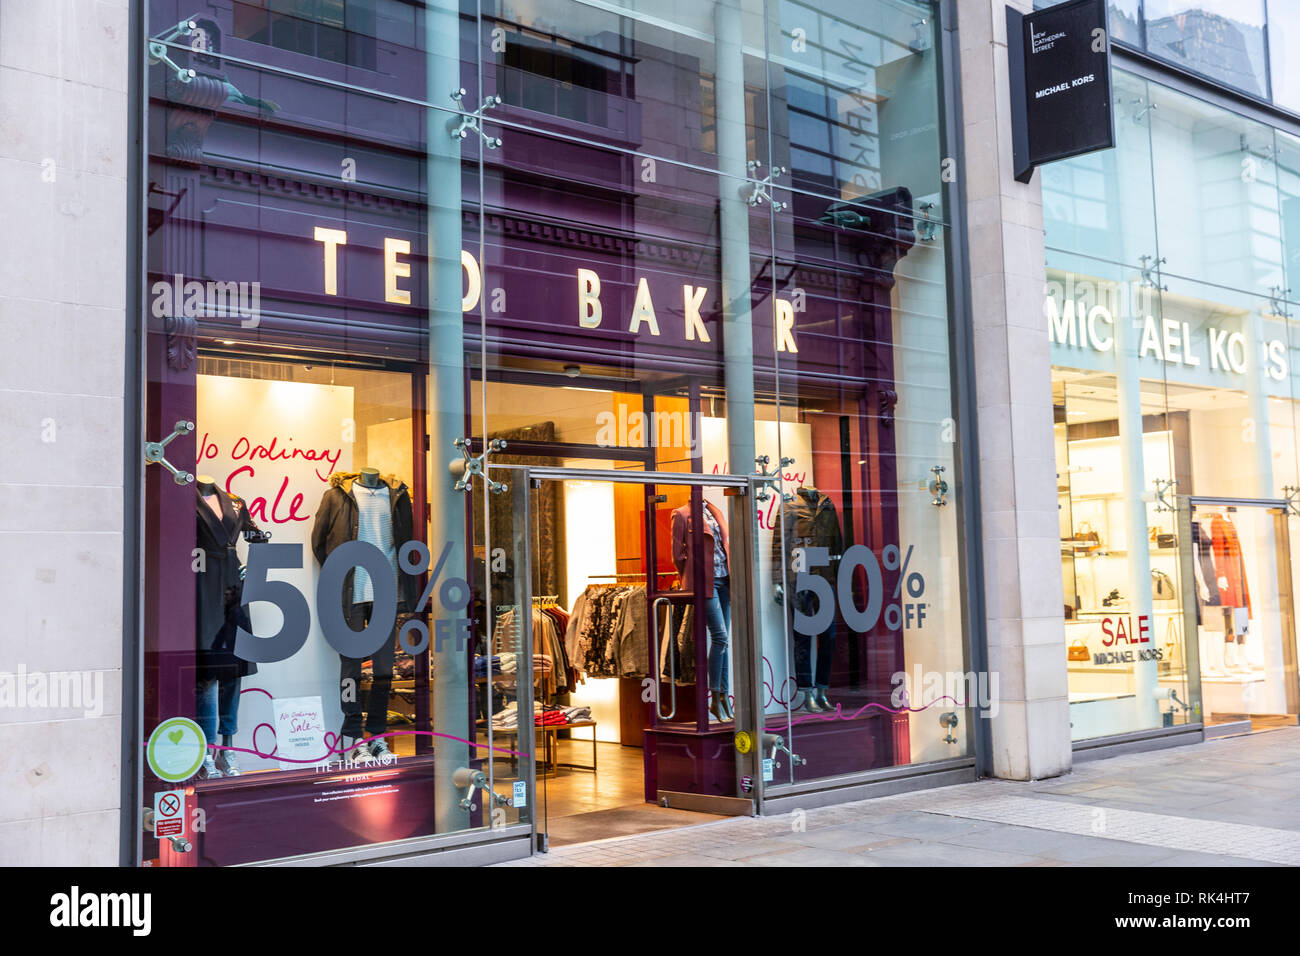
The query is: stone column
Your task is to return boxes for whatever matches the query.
[958,0,1071,779]
[0,0,131,864]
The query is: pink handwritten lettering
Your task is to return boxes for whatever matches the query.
[227,465,310,524]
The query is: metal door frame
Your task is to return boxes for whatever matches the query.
[1184,495,1300,720]
[492,464,763,832]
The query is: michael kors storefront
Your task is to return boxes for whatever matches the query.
[1045,60,1300,748]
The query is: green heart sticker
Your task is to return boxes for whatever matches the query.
[147,717,207,783]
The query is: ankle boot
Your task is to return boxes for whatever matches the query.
[815,686,833,711]
[709,691,726,721]
[802,688,824,713]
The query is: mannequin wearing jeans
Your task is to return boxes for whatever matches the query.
[339,602,399,753]
[671,498,732,721]
[772,487,843,713]
[312,467,417,763]
[194,476,263,778]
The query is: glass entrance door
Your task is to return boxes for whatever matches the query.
[1186,499,1299,729]
[490,467,759,848]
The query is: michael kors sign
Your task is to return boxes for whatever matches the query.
[1007,0,1115,183]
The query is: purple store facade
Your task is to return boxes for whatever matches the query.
[125,0,985,866]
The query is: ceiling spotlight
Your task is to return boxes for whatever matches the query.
[563,364,581,378]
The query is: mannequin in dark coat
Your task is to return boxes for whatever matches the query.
[195,478,264,765]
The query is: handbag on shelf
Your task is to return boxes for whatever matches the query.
[1072,520,1101,554]
[1151,569,1177,602]
[1162,616,1182,674]
[1067,638,1090,662]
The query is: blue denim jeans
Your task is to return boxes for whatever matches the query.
[196,676,241,740]
[793,590,835,689]
[705,576,732,693]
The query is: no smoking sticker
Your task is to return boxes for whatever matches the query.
[154,789,187,839]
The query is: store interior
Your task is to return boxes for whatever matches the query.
[1054,371,1300,737]
[469,362,838,843]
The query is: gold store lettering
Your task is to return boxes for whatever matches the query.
[313,227,798,350]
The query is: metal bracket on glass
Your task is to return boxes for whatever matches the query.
[917,201,938,242]
[147,19,199,83]
[1130,97,1157,125]
[452,767,510,812]
[1269,286,1292,319]
[1283,486,1300,518]
[939,711,959,745]
[142,806,192,852]
[742,161,787,211]
[754,455,795,503]
[761,732,805,767]
[928,465,949,507]
[909,18,931,54]
[449,437,508,494]
[1153,478,1177,514]
[448,89,503,149]
[1139,254,1168,291]
[144,420,196,485]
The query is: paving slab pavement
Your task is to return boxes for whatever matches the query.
[496,726,1300,867]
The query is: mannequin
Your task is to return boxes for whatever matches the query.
[312,466,417,763]
[772,485,843,713]
[1210,512,1253,675]
[194,474,264,779]
[1191,517,1224,677]
[671,498,732,721]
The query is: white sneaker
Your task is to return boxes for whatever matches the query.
[348,742,373,765]
[218,750,241,777]
[199,752,222,779]
[369,738,395,763]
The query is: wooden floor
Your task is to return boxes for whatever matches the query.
[537,739,726,847]
[1207,712,1299,733]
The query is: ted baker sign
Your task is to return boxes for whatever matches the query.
[311,226,801,352]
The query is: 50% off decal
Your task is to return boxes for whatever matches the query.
[396,541,473,654]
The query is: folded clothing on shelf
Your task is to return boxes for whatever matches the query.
[491,701,593,730]
[473,655,502,678]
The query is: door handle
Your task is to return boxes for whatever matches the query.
[651,596,676,720]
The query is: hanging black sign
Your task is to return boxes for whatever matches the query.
[1007,0,1115,183]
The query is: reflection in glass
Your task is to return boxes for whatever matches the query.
[1143,0,1267,97]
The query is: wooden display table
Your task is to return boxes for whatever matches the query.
[489,720,598,777]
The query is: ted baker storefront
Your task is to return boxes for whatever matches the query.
[135,0,978,866]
